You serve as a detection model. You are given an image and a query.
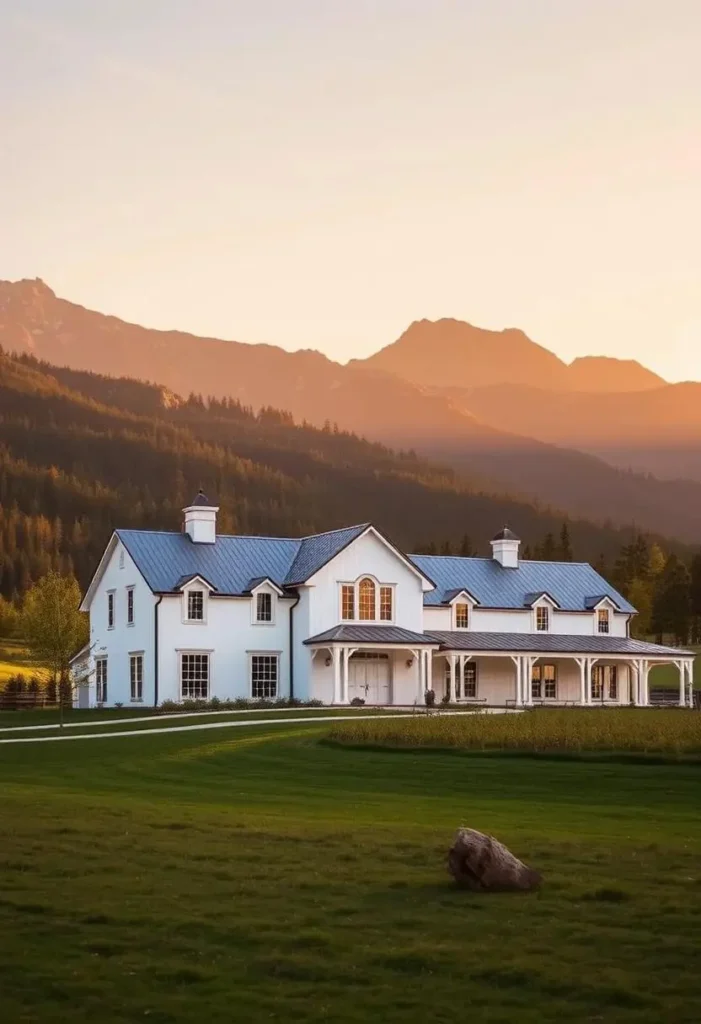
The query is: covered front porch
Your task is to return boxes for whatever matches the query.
[304,625,439,706]
[427,632,695,709]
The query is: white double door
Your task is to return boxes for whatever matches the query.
[348,653,391,705]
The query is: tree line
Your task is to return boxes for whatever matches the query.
[0,347,698,646]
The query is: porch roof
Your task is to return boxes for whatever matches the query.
[304,624,439,646]
[425,631,693,658]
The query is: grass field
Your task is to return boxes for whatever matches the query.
[0,637,49,685]
[1,718,701,1023]
[327,708,701,758]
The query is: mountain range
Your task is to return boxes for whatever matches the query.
[1,277,700,544]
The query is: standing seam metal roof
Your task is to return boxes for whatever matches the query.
[410,555,635,613]
[117,525,370,595]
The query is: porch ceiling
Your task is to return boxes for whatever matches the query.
[425,631,693,658]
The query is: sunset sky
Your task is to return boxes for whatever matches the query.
[1,0,700,381]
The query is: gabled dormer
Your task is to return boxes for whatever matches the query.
[247,577,284,626]
[446,588,479,630]
[177,574,217,624]
[585,595,618,635]
[525,592,560,633]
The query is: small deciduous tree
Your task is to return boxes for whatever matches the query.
[21,572,88,705]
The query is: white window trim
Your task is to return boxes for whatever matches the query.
[107,590,116,630]
[248,650,282,700]
[181,583,209,625]
[449,593,475,631]
[338,576,396,625]
[129,651,144,703]
[251,585,277,626]
[177,649,213,700]
[593,599,615,635]
[95,656,108,704]
[532,598,556,633]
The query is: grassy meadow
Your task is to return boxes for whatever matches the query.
[1,717,701,1023]
[0,637,49,685]
[327,708,701,758]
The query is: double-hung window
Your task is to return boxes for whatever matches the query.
[536,606,550,632]
[379,586,393,622]
[255,592,273,623]
[130,654,143,702]
[445,661,478,700]
[95,658,108,704]
[127,587,135,625]
[532,664,557,700]
[107,591,115,629]
[597,609,610,634]
[187,590,204,622]
[341,585,355,620]
[455,603,469,629]
[180,653,209,700]
[251,655,279,700]
[592,665,617,701]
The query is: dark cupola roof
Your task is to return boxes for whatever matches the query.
[188,490,215,508]
[492,527,520,542]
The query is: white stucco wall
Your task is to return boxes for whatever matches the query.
[157,584,293,703]
[88,538,156,706]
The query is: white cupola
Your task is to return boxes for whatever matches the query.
[491,527,521,569]
[183,490,219,544]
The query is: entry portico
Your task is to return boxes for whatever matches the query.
[304,625,439,705]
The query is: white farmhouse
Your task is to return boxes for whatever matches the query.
[79,494,695,709]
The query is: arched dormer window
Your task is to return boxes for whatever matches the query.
[358,578,376,620]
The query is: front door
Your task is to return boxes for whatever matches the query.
[348,653,391,705]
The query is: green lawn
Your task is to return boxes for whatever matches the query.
[1,723,700,1023]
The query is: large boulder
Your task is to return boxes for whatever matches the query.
[447,828,542,892]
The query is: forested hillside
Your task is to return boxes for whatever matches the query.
[0,349,665,606]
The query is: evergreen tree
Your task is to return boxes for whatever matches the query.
[440,540,453,556]
[459,534,475,557]
[559,522,573,562]
[651,555,692,644]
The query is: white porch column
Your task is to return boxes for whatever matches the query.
[424,650,432,701]
[640,660,650,706]
[511,656,522,707]
[631,660,640,706]
[521,656,534,707]
[458,655,466,701]
[332,646,341,704]
[689,661,696,709]
[415,650,424,704]
[449,654,457,703]
[678,661,686,707]
[576,658,587,705]
[585,658,594,706]
[341,647,351,704]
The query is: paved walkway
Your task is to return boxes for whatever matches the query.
[0,710,478,744]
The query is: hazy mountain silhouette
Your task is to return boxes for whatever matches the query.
[1,278,701,539]
[356,317,666,393]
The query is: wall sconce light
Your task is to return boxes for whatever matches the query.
[325,656,332,667]
[406,658,414,668]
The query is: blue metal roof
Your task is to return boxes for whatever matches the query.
[285,524,369,584]
[116,524,370,596]
[410,555,636,614]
